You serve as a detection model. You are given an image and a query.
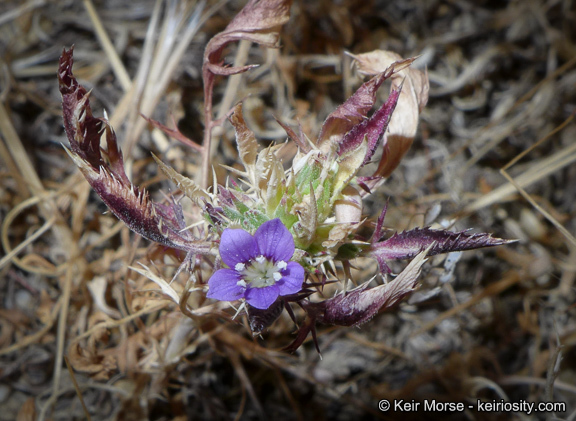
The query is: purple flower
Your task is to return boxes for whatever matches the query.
[207,219,305,309]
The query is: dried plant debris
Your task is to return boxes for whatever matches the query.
[1,0,575,420]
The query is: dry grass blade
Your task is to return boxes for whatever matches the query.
[464,141,576,214]
[411,271,521,337]
[0,0,45,26]
[124,0,208,157]
[464,113,576,247]
[0,195,55,272]
[460,54,576,172]
[64,356,91,421]
[82,0,131,90]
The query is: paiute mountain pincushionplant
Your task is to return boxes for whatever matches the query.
[59,0,512,352]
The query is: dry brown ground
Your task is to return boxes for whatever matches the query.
[1,0,576,420]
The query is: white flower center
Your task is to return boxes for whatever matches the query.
[237,255,286,288]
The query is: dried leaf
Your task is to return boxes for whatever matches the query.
[130,264,181,304]
[275,117,312,153]
[229,103,258,177]
[67,343,117,380]
[203,0,292,77]
[321,222,358,249]
[16,398,36,421]
[285,249,429,353]
[87,277,121,319]
[142,115,202,152]
[370,227,515,273]
[59,48,211,254]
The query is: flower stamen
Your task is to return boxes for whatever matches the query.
[239,256,282,288]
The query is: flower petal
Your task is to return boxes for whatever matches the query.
[219,228,258,267]
[245,285,280,309]
[276,261,305,295]
[254,219,294,262]
[207,269,246,301]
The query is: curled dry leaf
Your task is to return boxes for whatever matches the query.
[87,277,121,319]
[350,50,430,178]
[203,0,293,104]
[67,337,118,380]
[203,0,292,76]
[318,249,428,326]
[58,48,211,255]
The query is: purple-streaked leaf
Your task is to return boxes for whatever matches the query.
[316,249,427,326]
[283,316,318,354]
[285,251,428,352]
[351,51,429,179]
[371,200,388,243]
[355,175,383,195]
[339,87,401,165]
[59,48,210,254]
[317,57,416,155]
[370,226,515,273]
[316,72,387,152]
